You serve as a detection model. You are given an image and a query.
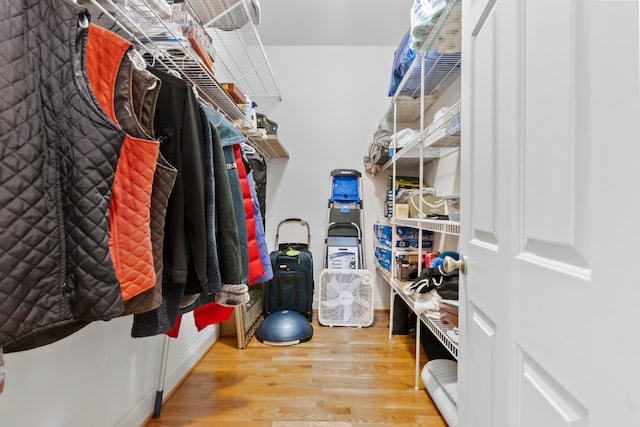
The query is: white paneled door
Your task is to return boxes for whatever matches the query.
[459,1,640,426]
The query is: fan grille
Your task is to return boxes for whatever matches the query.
[318,269,374,327]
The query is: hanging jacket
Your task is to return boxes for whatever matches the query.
[197,102,223,293]
[154,107,250,338]
[244,149,271,282]
[131,67,208,338]
[112,49,178,316]
[234,143,265,285]
[199,107,248,307]
[247,166,273,284]
[209,120,243,290]
[0,0,125,352]
[147,67,208,297]
[203,108,250,287]
[85,24,159,301]
[247,151,267,221]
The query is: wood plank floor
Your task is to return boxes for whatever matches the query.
[144,311,447,427]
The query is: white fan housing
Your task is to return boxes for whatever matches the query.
[318,269,375,327]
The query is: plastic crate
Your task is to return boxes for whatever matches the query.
[331,175,360,202]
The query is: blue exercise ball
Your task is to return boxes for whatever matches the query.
[256,310,313,346]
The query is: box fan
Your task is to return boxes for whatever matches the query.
[318,269,374,327]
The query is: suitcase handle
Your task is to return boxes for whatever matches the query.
[275,218,311,249]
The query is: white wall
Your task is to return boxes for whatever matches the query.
[0,313,217,427]
[258,45,398,310]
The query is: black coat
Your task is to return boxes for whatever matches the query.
[131,67,210,337]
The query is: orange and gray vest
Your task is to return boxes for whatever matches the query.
[85,24,159,302]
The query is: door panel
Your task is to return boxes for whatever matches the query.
[518,351,588,427]
[468,0,497,37]
[514,0,596,420]
[460,0,511,425]
[471,11,497,239]
[461,1,640,426]
[468,304,496,427]
[522,0,589,267]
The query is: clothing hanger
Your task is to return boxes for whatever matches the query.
[167,68,181,79]
[78,11,89,29]
[150,46,159,67]
[127,49,147,72]
[242,143,256,155]
[197,96,216,112]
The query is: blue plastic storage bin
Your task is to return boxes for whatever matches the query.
[331,175,360,202]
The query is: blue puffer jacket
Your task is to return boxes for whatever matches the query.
[246,156,273,284]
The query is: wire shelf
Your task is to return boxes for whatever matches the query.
[392,218,460,236]
[188,0,282,103]
[392,0,462,103]
[383,99,461,173]
[378,267,459,359]
[398,51,461,99]
[419,311,459,358]
[81,0,286,159]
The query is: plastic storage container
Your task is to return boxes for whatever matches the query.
[444,194,460,221]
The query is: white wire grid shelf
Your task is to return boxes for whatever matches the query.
[390,0,462,103]
[378,266,458,358]
[378,99,461,174]
[392,218,460,236]
[376,265,458,392]
[82,0,287,159]
[187,0,282,103]
[371,0,462,176]
[399,99,461,156]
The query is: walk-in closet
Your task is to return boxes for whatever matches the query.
[2,1,640,426]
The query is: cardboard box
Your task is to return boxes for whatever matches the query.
[395,203,409,218]
[372,146,391,165]
[186,26,214,75]
[395,254,419,280]
[171,3,196,28]
[221,83,247,104]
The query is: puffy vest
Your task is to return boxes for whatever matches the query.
[111,41,178,316]
[0,0,125,352]
[85,24,159,301]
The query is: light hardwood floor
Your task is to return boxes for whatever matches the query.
[144,310,447,427]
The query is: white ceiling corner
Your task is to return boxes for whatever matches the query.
[256,0,414,46]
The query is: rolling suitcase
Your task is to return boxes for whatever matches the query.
[265,218,314,321]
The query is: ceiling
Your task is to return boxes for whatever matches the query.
[256,0,414,46]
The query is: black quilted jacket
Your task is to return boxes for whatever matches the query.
[0,0,125,352]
